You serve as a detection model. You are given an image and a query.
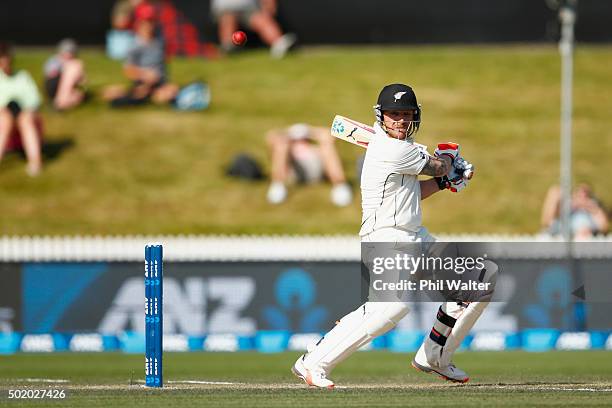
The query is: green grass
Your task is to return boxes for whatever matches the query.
[2,45,612,235]
[1,351,611,407]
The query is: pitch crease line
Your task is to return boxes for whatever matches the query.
[167,380,240,385]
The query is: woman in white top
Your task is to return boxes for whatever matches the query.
[0,42,43,176]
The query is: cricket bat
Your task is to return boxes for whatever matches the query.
[330,115,374,148]
[331,114,431,159]
[330,114,473,181]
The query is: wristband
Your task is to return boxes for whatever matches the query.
[435,176,450,191]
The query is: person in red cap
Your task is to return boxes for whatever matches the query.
[103,11,178,107]
[134,1,157,22]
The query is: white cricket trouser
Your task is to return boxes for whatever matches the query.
[302,226,490,374]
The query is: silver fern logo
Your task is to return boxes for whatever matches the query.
[393,91,407,102]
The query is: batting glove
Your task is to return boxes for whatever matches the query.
[453,157,474,181]
[449,176,468,193]
[435,143,474,192]
[446,158,474,193]
[434,142,460,162]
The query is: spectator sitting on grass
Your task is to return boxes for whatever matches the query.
[541,184,609,240]
[103,13,178,107]
[0,42,43,176]
[44,38,87,111]
[266,123,353,206]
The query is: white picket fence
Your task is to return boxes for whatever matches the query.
[0,234,610,261]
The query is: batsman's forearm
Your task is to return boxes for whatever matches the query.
[420,179,442,200]
[419,155,451,177]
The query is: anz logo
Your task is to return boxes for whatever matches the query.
[100,276,256,334]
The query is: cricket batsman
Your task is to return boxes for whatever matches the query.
[292,83,494,388]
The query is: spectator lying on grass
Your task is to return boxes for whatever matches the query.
[266,123,353,206]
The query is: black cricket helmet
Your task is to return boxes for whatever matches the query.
[373,83,421,137]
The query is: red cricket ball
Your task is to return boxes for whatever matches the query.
[231,31,247,46]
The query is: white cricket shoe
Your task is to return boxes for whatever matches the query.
[412,347,469,383]
[271,33,297,59]
[292,355,335,389]
[330,183,353,207]
[267,181,287,204]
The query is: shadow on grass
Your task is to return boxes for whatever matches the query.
[42,137,75,162]
[5,136,75,164]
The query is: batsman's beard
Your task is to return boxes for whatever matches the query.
[383,121,417,139]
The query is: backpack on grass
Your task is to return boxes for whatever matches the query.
[173,81,210,111]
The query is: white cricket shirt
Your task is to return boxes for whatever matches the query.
[359,123,429,237]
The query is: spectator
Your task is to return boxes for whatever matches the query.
[211,0,296,58]
[541,184,609,239]
[0,42,43,176]
[266,123,353,206]
[108,0,159,60]
[103,15,178,107]
[43,38,87,111]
